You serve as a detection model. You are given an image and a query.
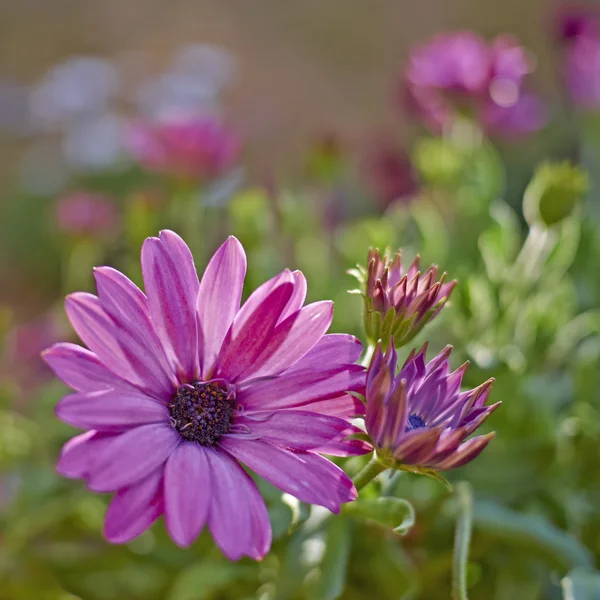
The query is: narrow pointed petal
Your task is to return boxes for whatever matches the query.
[56,390,168,431]
[104,469,163,543]
[164,443,211,547]
[280,270,307,322]
[285,334,363,374]
[206,449,271,561]
[142,230,200,382]
[87,423,180,492]
[214,283,294,382]
[434,433,495,470]
[221,437,356,512]
[237,365,365,412]
[234,410,371,456]
[241,301,333,380]
[65,292,174,399]
[57,431,119,479]
[393,428,443,465]
[197,236,247,376]
[42,343,124,392]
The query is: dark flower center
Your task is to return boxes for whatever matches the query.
[405,413,427,432]
[169,381,234,445]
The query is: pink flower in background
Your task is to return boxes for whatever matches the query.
[402,31,546,138]
[127,116,239,182]
[56,192,118,236]
[361,140,419,209]
[3,314,62,394]
[43,231,368,559]
[557,5,600,109]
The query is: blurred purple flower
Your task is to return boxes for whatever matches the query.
[557,5,600,110]
[364,342,499,471]
[3,314,62,394]
[43,231,368,558]
[55,192,118,236]
[402,31,546,138]
[361,140,419,209]
[127,116,239,182]
[555,4,600,42]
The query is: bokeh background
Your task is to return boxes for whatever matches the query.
[2,0,600,598]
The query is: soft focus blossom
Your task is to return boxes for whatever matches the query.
[403,31,546,138]
[361,140,419,209]
[555,4,600,42]
[351,249,455,347]
[127,116,239,182]
[564,35,600,109]
[2,314,62,394]
[55,192,118,236]
[43,231,368,559]
[364,342,499,471]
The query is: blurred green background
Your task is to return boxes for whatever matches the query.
[1,1,600,599]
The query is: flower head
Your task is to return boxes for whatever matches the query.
[364,342,499,472]
[55,192,118,237]
[402,31,546,138]
[127,116,239,182]
[352,249,456,348]
[43,231,368,559]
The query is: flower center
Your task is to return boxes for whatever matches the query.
[169,381,234,445]
[405,413,427,432]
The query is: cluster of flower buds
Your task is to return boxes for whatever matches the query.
[350,249,456,349]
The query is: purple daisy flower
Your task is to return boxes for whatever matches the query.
[364,342,499,471]
[43,231,369,559]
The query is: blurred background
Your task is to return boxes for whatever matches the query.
[1,0,600,598]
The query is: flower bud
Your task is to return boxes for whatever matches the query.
[523,161,588,227]
[350,249,456,348]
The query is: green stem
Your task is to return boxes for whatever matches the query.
[452,481,474,600]
[352,455,387,491]
[360,343,377,368]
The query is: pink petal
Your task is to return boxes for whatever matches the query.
[57,431,119,479]
[65,293,174,400]
[164,442,211,547]
[87,423,180,492]
[214,283,294,382]
[284,334,363,374]
[206,449,271,561]
[42,343,124,392]
[56,389,168,431]
[104,469,163,544]
[237,365,365,412]
[240,301,333,381]
[280,270,307,322]
[197,237,247,376]
[221,437,356,513]
[234,410,370,456]
[300,394,366,418]
[93,266,150,324]
[141,230,201,382]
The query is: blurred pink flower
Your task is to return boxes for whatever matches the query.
[555,4,600,42]
[2,314,62,395]
[56,192,118,236]
[361,140,419,209]
[127,116,239,182]
[402,31,546,138]
[557,5,600,109]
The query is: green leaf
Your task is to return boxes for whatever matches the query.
[343,496,415,535]
[305,518,352,600]
[473,501,594,569]
[168,561,250,600]
[562,568,600,600]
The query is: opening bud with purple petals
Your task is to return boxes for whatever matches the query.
[350,249,456,349]
[363,341,499,478]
